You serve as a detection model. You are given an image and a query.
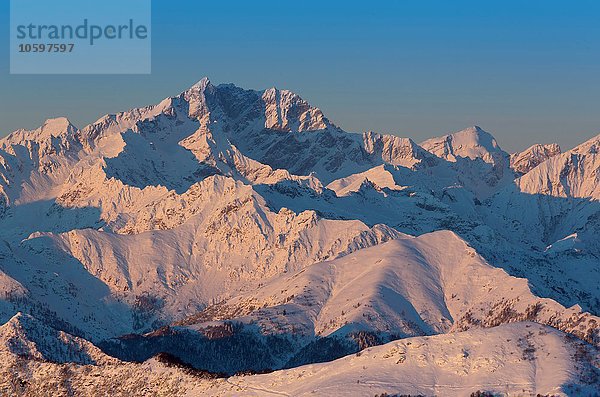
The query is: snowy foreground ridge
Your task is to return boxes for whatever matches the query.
[0,78,598,396]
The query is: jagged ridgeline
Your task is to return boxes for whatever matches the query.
[0,78,599,396]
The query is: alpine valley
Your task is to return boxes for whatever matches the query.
[0,78,598,396]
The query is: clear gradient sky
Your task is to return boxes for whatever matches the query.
[1,0,599,152]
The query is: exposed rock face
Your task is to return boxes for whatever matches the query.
[510,142,561,175]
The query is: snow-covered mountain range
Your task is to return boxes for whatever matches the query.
[0,78,598,396]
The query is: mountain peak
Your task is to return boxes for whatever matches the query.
[420,125,506,163]
[190,77,211,90]
[510,143,561,175]
[570,131,600,155]
[363,131,435,168]
[183,77,214,98]
[182,77,216,118]
[40,117,77,136]
[453,125,497,144]
[461,125,485,133]
[0,312,115,365]
[1,117,78,147]
[261,86,330,132]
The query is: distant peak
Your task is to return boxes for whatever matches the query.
[191,77,211,89]
[262,86,295,100]
[183,77,214,97]
[262,87,330,132]
[461,125,483,132]
[421,125,498,147]
[571,131,600,154]
[182,77,216,118]
[0,117,82,148]
[455,125,490,137]
[510,143,562,175]
[42,117,75,132]
[523,143,562,156]
[448,125,499,148]
[420,125,507,163]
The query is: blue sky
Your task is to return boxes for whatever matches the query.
[1,0,599,152]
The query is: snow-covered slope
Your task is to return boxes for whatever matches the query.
[420,126,508,165]
[510,143,561,175]
[7,203,398,341]
[486,133,600,271]
[216,323,600,397]
[97,231,599,374]
[0,323,597,397]
[326,164,405,196]
[0,346,210,396]
[0,312,115,365]
[189,231,599,341]
[363,131,438,169]
[0,80,408,340]
[0,117,84,207]
[0,78,599,393]
[516,134,600,199]
[419,126,514,198]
